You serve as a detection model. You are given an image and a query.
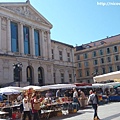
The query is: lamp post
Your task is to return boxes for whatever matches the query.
[13,62,23,87]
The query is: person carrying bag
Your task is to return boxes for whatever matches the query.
[31,93,40,120]
[88,90,100,120]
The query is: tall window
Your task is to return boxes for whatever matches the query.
[78,63,81,68]
[69,74,72,82]
[107,48,110,54]
[26,66,32,85]
[79,70,82,77]
[84,61,89,67]
[11,22,18,52]
[53,73,56,83]
[101,58,104,64]
[34,30,40,56]
[61,73,64,83]
[86,70,89,76]
[102,68,106,74]
[24,26,30,54]
[77,54,80,60]
[109,66,113,72]
[51,49,54,59]
[107,57,111,62]
[38,67,43,85]
[94,68,98,74]
[115,55,119,61]
[99,49,103,55]
[84,53,88,59]
[59,51,63,60]
[116,65,120,71]
[93,59,98,65]
[93,51,97,57]
[114,46,118,52]
[67,53,70,62]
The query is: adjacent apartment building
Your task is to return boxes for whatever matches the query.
[0,1,75,86]
[75,35,120,83]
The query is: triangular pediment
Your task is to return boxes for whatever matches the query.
[0,2,52,28]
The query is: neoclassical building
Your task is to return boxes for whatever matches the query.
[0,1,75,86]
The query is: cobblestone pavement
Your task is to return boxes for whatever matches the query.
[50,102,120,120]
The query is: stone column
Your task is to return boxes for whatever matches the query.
[39,30,42,56]
[41,30,45,58]
[47,31,51,60]
[0,17,2,51]
[20,23,24,55]
[31,27,35,56]
[7,18,11,53]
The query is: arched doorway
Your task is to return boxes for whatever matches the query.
[13,63,23,87]
[38,67,44,86]
[26,66,33,85]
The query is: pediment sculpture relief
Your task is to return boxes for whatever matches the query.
[2,5,49,25]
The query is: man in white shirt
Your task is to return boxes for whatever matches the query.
[73,88,80,110]
[22,94,31,120]
[73,88,78,100]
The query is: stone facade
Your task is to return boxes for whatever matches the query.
[75,35,120,83]
[51,40,75,84]
[0,1,75,86]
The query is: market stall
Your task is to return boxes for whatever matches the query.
[41,84,76,90]
[0,84,78,119]
[0,87,22,119]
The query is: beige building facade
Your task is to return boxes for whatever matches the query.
[0,1,75,86]
[75,35,120,83]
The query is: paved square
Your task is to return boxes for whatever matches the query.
[51,102,120,120]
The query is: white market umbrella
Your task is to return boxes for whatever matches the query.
[23,85,49,91]
[0,87,20,95]
[6,86,24,92]
[41,84,76,89]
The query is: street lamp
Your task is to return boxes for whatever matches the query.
[13,62,23,87]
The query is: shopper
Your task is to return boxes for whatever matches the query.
[22,94,31,120]
[88,90,100,120]
[56,89,61,98]
[31,92,40,120]
[73,88,80,110]
[78,90,86,108]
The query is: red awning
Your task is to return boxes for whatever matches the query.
[74,83,92,86]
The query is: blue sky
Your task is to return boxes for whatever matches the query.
[1,0,120,46]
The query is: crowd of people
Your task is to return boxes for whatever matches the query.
[16,88,88,120]
[0,87,108,120]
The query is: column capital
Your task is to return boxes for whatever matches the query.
[30,25,35,29]
[19,22,23,25]
[6,17,12,21]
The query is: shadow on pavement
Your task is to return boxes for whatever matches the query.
[101,113,120,120]
[50,112,83,120]
[50,108,93,120]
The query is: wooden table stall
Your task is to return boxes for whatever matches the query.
[40,102,63,119]
[0,104,21,119]
[0,111,9,119]
[40,97,74,119]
